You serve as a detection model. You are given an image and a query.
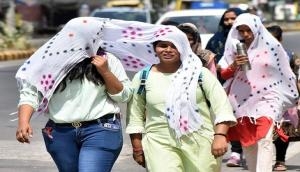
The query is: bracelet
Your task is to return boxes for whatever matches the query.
[214,133,227,137]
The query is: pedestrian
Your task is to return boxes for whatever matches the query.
[125,23,237,171]
[267,25,300,171]
[206,7,244,64]
[266,25,294,59]
[218,13,298,172]
[246,6,265,22]
[205,7,245,167]
[15,17,133,172]
[78,3,90,17]
[177,22,217,76]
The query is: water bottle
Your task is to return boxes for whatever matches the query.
[236,42,251,71]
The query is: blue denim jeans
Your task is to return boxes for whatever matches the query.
[42,116,123,172]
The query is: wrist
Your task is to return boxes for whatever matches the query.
[228,64,237,71]
[133,148,144,156]
[98,70,111,77]
[133,147,143,154]
[133,147,143,152]
[214,133,227,137]
[18,116,30,125]
[133,151,144,156]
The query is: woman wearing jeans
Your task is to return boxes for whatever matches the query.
[15,18,133,172]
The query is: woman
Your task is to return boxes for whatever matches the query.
[218,13,298,172]
[205,8,245,167]
[126,24,237,171]
[206,7,244,64]
[177,22,217,76]
[15,17,133,172]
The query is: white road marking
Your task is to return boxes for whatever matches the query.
[8,111,17,116]
[10,118,18,122]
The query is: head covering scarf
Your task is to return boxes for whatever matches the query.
[177,22,212,65]
[206,7,244,63]
[15,17,203,138]
[218,13,298,121]
[177,23,202,51]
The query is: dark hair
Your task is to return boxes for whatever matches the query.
[219,7,244,28]
[246,6,258,14]
[266,25,282,41]
[177,23,201,43]
[152,41,159,49]
[55,49,105,93]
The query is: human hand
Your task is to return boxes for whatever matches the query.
[91,55,109,75]
[234,55,249,67]
[132,151,146,168]
[211,134,228,158]
[16,121,33,144]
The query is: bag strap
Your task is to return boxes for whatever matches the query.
[137,66,211,108]
[137,65,153,95]
[198,72,211,108]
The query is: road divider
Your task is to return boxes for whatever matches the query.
[0,49,36,61]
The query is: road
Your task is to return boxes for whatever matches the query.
[1,32,300,172]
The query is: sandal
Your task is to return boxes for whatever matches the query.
[273,162,287,171]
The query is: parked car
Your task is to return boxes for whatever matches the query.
[155,9,226,48]
[90,7,152,23]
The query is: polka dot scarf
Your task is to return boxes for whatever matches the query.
[15,17,204,138]
[219,13,298,122]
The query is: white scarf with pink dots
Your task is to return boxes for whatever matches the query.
[16,17,204,138]
[219,13,298,122]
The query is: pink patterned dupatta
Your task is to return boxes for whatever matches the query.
[15,17,204,138]
[218,13,298,122]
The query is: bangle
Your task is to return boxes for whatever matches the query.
[214,133,227,137]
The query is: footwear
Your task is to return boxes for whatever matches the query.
[226,155,241,167]
[273,161,287,171]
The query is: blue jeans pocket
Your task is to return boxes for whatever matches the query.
[41,120,55,141]
[99,118,121,131]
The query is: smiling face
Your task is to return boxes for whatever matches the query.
[237,25,254,47]
[154,41,181,65]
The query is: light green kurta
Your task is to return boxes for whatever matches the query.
[126,67,236,172]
